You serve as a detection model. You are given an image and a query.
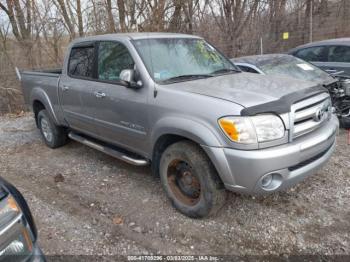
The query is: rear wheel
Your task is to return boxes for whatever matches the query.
[37,110,68,148]
[159,141,227,218]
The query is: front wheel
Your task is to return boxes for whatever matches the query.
[159,141,227,218]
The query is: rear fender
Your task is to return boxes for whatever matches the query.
[30,88,59,124]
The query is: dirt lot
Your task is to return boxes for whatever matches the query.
[0,113,349,257]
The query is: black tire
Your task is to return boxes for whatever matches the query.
[159,141,227,218]
[339,117,350,129]
[37,109,68,148]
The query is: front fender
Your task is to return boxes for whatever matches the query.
[30,87,59,124]
[151,116,223,148]
[151,116,236,186]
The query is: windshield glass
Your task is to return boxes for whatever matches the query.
[132,38,238,83]
[258,55,332,83]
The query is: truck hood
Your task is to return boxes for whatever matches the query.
[165,72,318,108]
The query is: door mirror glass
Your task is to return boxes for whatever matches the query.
[120,69,134,82]
[120,69,143,89]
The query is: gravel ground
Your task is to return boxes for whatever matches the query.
[0,113,349,258]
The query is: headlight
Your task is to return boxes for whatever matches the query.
[218,114,285,144]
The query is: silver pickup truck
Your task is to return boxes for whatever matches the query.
[19,33,339,218]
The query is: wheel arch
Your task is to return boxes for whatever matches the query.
[150,117,223,177]
[32,100,45,127]
[30,88,59,126]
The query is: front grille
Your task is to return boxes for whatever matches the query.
[288,145,331,171]
[291,92,331,138]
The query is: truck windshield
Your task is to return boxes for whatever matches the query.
[132,38,239,84]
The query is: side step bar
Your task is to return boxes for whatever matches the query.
[68,132,149,166]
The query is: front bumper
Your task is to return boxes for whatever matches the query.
[203,115,339,194]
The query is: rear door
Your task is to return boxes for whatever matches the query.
[59,42,99,136]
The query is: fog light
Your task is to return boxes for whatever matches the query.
[260,173,283,191]
[261,174,273,188]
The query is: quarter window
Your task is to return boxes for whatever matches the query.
[295,46,328,62]
[68,46,95,78]
[98,42,134,81]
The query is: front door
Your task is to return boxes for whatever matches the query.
[92,41,149,154]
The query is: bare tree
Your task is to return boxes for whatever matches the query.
[76,0,84,36]
[54,0,76,38]
[117,0,127,32]
[106,0,116,32]
[0,0,35,66]
[209,0,260,56]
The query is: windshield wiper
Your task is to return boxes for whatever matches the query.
[210,68,240,75]
[160,74,213,83]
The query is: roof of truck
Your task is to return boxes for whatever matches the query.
[71,32,202,44]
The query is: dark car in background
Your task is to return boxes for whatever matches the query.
[288,38,350,77]
[0,177,45,261]
[233,54,335,84]
[232,54,350,128]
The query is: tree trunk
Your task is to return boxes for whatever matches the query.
[169,0,183,32]
[117,0,126,32]
[76,0,84,36]
[106,0,116,33]
[56,0,75,38]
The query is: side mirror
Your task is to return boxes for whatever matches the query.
[120,69,143,89]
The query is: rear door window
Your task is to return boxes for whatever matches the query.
[328,46,350,62]
[295,46,328,62]
[68,46,95,78]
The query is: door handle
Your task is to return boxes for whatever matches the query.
[325,69,337,73]
[94,91,106,98]
[62,86,69,91]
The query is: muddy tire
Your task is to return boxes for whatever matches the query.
[37,109,68,148]
[159,141,227,218]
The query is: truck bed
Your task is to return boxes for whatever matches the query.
[20,68,62,117]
